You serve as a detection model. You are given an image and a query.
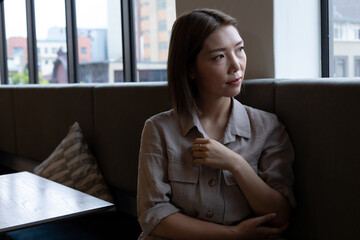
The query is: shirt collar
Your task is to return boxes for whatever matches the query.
[178,98,251,142]
[223,98,251,143]
[179,108,209,139]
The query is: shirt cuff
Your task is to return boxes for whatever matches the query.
[138,202,181,236]
[273,184,297,208]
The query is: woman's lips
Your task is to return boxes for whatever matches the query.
[226,78,242,85]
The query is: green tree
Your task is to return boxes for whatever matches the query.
[9,69,48,84]
[9,71,29,84]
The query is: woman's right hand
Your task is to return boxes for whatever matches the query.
[230,213,289,240]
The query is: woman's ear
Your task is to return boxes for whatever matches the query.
[189,65,197,79]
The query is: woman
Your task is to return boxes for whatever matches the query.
[137,8,296,240]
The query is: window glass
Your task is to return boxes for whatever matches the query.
[332,0,360,77]
[334,56,348,77]
[133,0,176,82]
[35,0,68,84]
[76,0,123,83]
[355,57,360,77]
[4,0,29,84]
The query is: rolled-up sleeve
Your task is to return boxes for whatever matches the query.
[137,119,180,236]
[258,119,297,207]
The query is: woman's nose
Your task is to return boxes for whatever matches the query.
[228,54,241,74]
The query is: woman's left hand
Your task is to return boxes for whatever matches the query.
[192,138,242,171]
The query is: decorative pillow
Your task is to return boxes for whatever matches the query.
[34,122,114,204]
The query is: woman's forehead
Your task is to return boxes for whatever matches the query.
[202,25,243,50]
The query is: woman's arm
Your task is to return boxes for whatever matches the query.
[151,212,288,240]
[192,138,292,227]
[229,152,292,227]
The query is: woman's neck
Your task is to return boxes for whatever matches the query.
[196,96,232,140]
[197,96,231,119]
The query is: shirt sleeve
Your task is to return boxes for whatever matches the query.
[137,119,181,236]
[258,118,297,207]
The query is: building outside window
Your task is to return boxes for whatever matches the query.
[332,0,360,78]
[34,0,69,84]
[334,56,348,77]
[134,0,176,82]
[355,57,360,77]
[76,0,123,83]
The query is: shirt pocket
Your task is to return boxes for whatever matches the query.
[223,155,259,186]
[168,160,199,213]
[246,155,259,174]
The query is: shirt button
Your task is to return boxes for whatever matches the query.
[206,210,214,218]
[208,179,216,187]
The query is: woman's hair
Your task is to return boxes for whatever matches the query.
[167,8,238,116]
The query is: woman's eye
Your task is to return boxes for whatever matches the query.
[214,54,224,60]
[237,47,244,53]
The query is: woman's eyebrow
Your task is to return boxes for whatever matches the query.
[207,40,244,54]
[235,40,244,46]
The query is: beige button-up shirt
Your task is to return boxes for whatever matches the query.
[137,99,295,239]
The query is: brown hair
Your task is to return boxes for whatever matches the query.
[167,8,238,116]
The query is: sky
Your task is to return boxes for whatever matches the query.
[4,0,107,40]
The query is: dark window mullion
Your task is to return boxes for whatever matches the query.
[25,0,38,84]
[121,0,137,82]
[321,0,334,77]
[65,0,78,84]
[0,0,8,84]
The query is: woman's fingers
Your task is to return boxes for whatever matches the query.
[193,138,209,144]
[192,138,209,152]
[255,213,277,226]
[235,214,289,240]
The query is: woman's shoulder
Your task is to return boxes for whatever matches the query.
[145,109,179,130]
[243,104,277,118]
[142,109,182,139]
[241,104,281,128]
[147,109,176,122]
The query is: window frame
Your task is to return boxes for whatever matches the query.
[26,0,38,84]
[0,0,8,84]
[65,0,78,84]
[321,0,334,77]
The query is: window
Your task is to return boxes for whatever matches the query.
[134,0,176,82]
[4,0,29,84]
[355,57,360,77]
[334,56,348,77]
[158,20,167,31]
[80,47,87,54]
[76,0,123,83]
[0,0,176,84]
[12,47,25,56]
[325,0,360,77]
[157,0,167,10]
[159,42,167,50]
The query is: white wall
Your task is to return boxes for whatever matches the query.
[273,0,321,78]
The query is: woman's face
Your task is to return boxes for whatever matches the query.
[192,25,247,101]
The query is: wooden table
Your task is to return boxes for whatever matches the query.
[0,171,114,233]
